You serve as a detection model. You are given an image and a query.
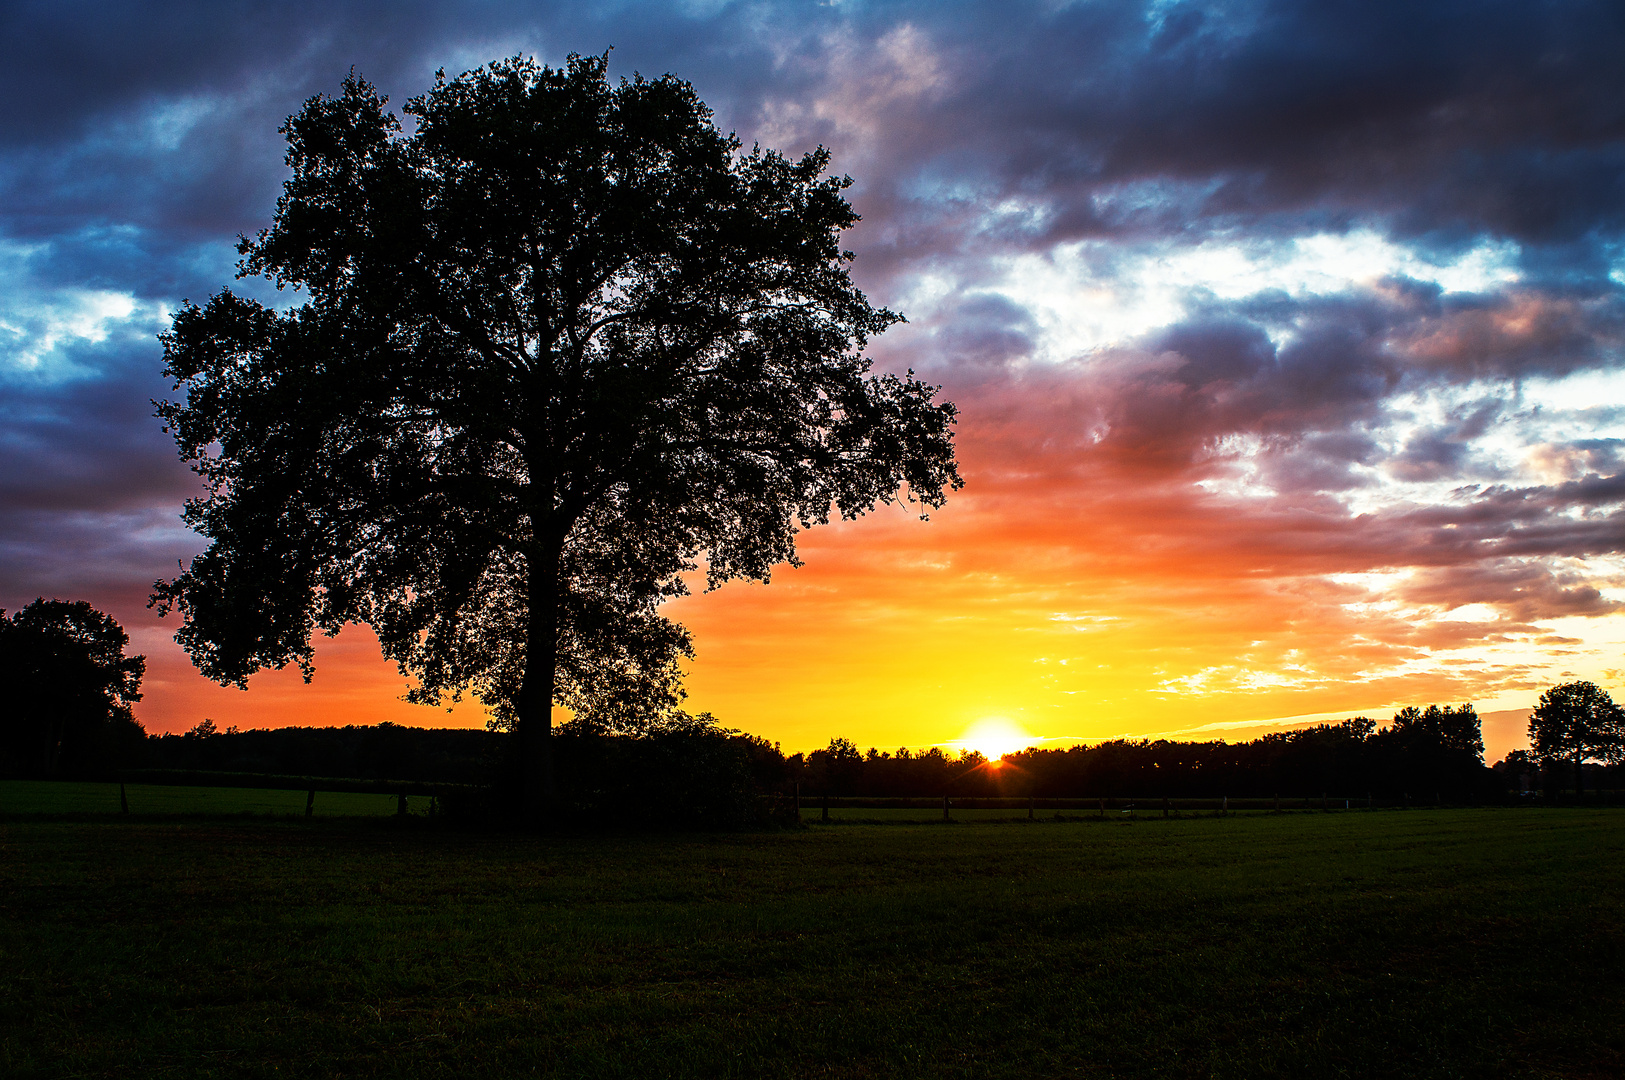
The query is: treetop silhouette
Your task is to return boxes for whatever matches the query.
[0,599,146,777]
[1529,680,1624,796]
[153,54,961,818]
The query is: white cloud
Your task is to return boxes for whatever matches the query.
[932,229,1524,363]
[0,240,170,383]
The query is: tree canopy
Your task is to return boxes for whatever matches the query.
[0,599,146,777]
[153,54,961,814]
[1529,681,1623,794]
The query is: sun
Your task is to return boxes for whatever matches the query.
[958,717,1035,760]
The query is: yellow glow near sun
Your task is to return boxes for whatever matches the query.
[958,717,1035,760]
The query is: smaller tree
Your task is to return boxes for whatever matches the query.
[1529,681,1624,798]
[1374,704,1484,798]
[1388,704,1484,759]
[0,600,146,777]
[805,737,865,795]
[1495,749,1539,795]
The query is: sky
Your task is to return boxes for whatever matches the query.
[2,0,1623,761]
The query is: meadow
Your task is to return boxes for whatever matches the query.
[1,795,1620,1078]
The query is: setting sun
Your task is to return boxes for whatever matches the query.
[957,717,1035,760]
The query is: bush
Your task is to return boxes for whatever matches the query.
[552,728,767,829]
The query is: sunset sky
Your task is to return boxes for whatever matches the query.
[2,1,1622,761]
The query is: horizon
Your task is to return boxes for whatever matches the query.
[139,700,1540,767]
[2,2,1621,761]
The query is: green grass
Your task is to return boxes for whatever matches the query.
[1,808,1621,1079]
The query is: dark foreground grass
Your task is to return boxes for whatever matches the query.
[1,810,1621,1079]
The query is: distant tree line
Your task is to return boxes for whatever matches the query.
[106,697,1623,819]
[794,706,1495,801]
[794,695,1622,804]
[143,719,500,784]
[5,600,1622,824]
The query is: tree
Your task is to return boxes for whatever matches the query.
[1495,749,1539,795]
[152,55,961,819]
[1528,681,1624,798]
[1370,704,1484,798]
[0,599,146,777]
[806,736,864,795]
[1386,704,1484,758]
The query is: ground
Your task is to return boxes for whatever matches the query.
[2,793,1621,1078]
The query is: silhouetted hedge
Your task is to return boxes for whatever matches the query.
[550,729,766,828]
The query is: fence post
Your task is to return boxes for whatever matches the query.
[1162,796,1169,819]
[1273,794,1280,813]
[396,793,408,817]
[1028,795,1035,820]
[305,789,316,818]
[942,794,951,822]
[1098,796,1105,818]
[1221,795,1227,816]
[119,782,128,814]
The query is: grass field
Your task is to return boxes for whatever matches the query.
[2,806,1621,1079]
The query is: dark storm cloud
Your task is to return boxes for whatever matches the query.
[911,292,1039,373]
[0,1,564,152]
[1389,402,1504,483]
[0,3,763,240]
[8,1,1625,269]
[1032,299,1407,479]
[724,0,1625,291]
[0,344,200,606]
[0,364,189,515]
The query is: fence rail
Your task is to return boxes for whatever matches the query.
[13,773,1605,820]
[117,769,483,796]
[101,769,486,817]
[791,792,1382,820]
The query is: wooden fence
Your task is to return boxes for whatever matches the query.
[70,773,1597,820]
[789,792,1387,821]
[111,769,485,817]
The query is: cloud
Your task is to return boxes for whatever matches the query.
[0,1,1621,738]
[1399,561,1620,621]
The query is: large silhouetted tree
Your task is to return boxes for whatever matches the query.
[153,55,960,820]
[0,600,145,777]
[1528,681,1624,798]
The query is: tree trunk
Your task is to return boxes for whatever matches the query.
[44,715,64,777]
[516,541,561,826]
[1574,750,1585,802]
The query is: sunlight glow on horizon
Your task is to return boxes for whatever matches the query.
[953,717,1036,760]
